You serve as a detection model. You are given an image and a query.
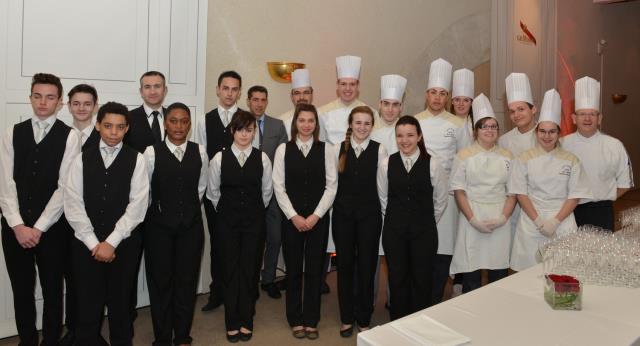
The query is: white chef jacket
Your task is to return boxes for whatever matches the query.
[278,109,295,141]
[561,131,633,203]
[415,110,466,174]
[498,125,537,158]
[370,122,398,155]
[318,98,378,145]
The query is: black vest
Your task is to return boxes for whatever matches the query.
[83,144,138,241]
[217,148,264,227]
[335,140,381,216]
[148,141,202,229]
[205,108,238,159]
[284,141,326,217]
[13,119,70,226]
[384,152,437,238]
[82,128,100,152]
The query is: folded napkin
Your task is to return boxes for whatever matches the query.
[390,314,471,346]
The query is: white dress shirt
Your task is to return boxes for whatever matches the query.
[73,120,96,145]
[0,116,81,231]
[272,137,338,219]
[562,131,633,203]
[206,143,273,209]
[143,103,165,139]
[377,149,448,222]
[143,139,209,201]
[194,104,238,147]
[333,137,388,163]
[64,139,149,250]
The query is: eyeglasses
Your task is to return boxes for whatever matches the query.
[479,124,499,131]
[537,129,559,136]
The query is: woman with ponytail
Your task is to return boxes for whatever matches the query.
[332,106,387,337]
[376,115,448,320]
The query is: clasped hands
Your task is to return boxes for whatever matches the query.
[291,214,320,232]
[469,215,507,234]
[91,242,116,262]
[534,216,560,237]
[12,224,42,248]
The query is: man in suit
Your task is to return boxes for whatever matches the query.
[123,70,168,325]
[195,70,243,311]
[125,71,168,153]
[246,85,288,299]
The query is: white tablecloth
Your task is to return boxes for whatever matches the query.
[358,264,640,346]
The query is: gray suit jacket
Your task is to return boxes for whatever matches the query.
[260,114,288,163]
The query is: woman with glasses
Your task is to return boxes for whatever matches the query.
[508,89,592,271]
[449,94,515,292]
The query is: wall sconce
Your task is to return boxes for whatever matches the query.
[267,62,305,83]
[612,94,627,104]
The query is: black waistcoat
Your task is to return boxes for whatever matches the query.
[217,148,264,227]
[149,141,202,229]
[384,152,437,238]
[335,140,381,216]
[284,141,326,217]
[82,128,100,152]
[13,119,70,226]
[83,144,137,241]
[205,108,235,159]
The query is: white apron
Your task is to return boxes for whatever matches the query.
[450,146,513,273]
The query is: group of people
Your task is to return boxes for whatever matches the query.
[0,53,633,346]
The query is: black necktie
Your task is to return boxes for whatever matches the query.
[151,111,161,143]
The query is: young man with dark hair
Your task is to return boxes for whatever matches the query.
[143,102,209,345]
[246,85,288,299]
[64,102,149,346]
[195,70,244,311]
[0,73,81,346]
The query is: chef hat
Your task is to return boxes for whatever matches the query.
[452,68,474,99]
[336,55,362,80]
[505,72,533,105]
[427,58,452,91]
[472,93,496,126]
[575,76,600,112]
[291,68,311,89]
[380,74,408,101]
[538,89,562,126]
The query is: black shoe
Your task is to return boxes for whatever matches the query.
[275,277,287,291]
[321,281,330,295]
[201,295,223,312]
[339,325,353,338]
[226,332,240,343]
[239,330,253,342]
[261,283,282,299]
[59,331,75,346]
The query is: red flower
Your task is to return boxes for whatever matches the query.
[546,274,580,293]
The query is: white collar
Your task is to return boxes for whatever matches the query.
[99,139,123,151]
[296,136,314,148]
[143,103,163,117]
[217,104,238,114]
[165,138,187,153]
[399,149,420,163]
[31,115,57,126]
[231,143,252,157]
[74,120,96,136]
[350,137,370,151]
[576,130,600,141]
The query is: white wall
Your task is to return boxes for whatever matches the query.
[0,0,208,338]
[205,0,492,117]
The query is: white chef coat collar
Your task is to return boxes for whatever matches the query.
[473,141,498,152]
[576,129,601,141]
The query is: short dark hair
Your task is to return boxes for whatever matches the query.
[247,85,268,99]
[166,102,191,118]
[139,71,166,86]
[68,84,98,103]
[229,110,256,133]
[290,103,320,142]
[217,70,242,88]
[97,102,130,124]
[31,73,63,98]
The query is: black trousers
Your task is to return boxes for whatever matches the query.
[72,231,141,346]
[217,217,265,331]
[431,254,452,305]
[203,198,224,301]
[461,269,509,293]
[62,218,76,333]
[383,229,437,321]
[574,201,614,231]
[1,218,66,346]
[144,219,204,345]
[332,209,381,327]
[281,215,329,328]
[261,197,283,284]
